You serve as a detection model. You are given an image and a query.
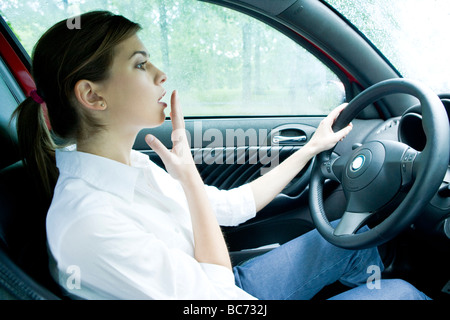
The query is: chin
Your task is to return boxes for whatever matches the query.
[145,115,166,129]
[158,112,167,125]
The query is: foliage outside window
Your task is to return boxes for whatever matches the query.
[1,0,345,116]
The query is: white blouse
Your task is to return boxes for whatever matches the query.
[46,147,257,300]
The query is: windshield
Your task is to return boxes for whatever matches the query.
[326,0,450,94]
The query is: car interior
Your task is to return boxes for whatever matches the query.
[0,0,449,300]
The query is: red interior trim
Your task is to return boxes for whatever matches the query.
[0,32,35,93]
[0,32,51,129]
[293,31,360,86]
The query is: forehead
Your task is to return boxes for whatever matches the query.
[114,34,147,60]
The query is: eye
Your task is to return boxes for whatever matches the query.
[136,61,148,70]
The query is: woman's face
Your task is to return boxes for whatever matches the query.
[99,34,168,134]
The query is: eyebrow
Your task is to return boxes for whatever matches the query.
[129,50,149,59]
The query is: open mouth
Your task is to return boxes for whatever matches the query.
[158,91,167,107]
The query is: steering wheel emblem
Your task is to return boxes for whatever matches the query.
[351,155,365,172]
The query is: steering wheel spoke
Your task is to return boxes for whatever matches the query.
[401,148,419,189]
[334,211,372,236]
[319,153,348,182]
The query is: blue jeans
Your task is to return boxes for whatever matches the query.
[233,225,430,300]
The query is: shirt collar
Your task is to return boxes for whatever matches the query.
[55,147,144,203]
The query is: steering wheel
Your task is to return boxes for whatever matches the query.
[309,78,449,249]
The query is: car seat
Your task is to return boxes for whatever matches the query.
[0,118,61,299]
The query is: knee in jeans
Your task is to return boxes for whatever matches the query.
[382,279,429,300]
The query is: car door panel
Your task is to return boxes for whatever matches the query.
[134,117,322,194]
[134,117,382,251]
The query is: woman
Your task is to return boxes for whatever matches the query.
[13,11,428,300]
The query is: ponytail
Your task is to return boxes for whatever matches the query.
[11,97,58,201]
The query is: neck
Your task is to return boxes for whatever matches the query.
[77,129,138,166]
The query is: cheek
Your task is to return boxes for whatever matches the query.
[104,73,164,125]
[108,77,146,107]
[127,77,156,104]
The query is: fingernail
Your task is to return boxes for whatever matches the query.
[145,135,154,143]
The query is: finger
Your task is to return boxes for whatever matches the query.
[321,103,348,130]
[145,134,171,162]
[334,102,348,113]
[329,103,348,122]
[170,90,185,130]
[336,122,353,141]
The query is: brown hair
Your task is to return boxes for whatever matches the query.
[12,11,141,200]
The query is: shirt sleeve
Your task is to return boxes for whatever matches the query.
[55,209,255,300]
[204,184,257,227]
[146,156,257,227]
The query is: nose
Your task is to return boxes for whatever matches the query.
[156,69,167,85]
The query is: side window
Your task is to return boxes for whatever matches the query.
[140,3,345,117]
[1,0,345,116]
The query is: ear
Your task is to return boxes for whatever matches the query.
[74,80,107,111]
